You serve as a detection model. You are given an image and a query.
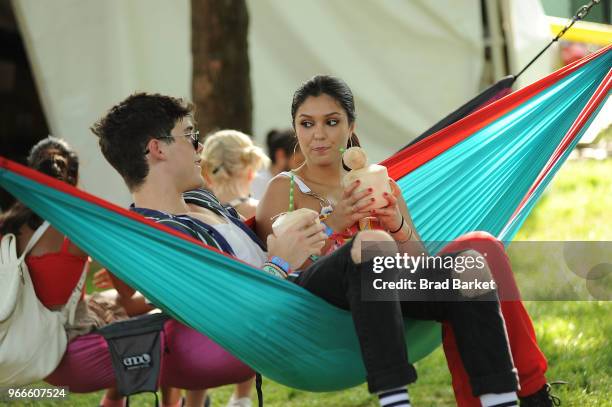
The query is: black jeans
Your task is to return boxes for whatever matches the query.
[293,239,518,395]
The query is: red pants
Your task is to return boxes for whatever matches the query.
[441,232,547,406]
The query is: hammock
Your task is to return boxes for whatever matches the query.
[0,45,609,392]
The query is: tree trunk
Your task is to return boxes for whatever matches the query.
[191,0,252,136]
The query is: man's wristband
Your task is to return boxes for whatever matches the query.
[262,263,288,279]
[269,256,291,274]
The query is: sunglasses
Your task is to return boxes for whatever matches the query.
[144,131,201,155]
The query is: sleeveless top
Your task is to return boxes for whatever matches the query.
[278,171,334,216]
[27,237,87,308]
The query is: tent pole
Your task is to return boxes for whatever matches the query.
[485,0,507,82]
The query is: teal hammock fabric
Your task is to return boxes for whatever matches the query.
[395,48,611,252]
[0,46,609,392]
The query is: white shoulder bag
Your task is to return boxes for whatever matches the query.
[0,221,87,386]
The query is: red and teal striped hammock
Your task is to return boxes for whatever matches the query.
[0,45,609,391]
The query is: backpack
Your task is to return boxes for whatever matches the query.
[0,221,87,386]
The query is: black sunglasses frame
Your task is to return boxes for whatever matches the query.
[144,131,201,155]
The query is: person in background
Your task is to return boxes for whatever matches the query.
[0,137,129,407]
[250,128,304,200]
[200,130,270,219]
[198,129,270,405]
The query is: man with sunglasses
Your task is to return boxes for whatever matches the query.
[93,93,520,407]
[91,93,326,407]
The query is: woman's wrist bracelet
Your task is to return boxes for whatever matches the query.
[389,216,405,234]
[396,227,414,244]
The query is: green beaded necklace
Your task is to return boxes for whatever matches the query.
[289,173,295,212]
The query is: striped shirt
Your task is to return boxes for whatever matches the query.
[183,188,241,219]
[130,188,265,256]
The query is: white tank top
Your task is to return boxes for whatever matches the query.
[279,171,334,216]
[210,218,267,268]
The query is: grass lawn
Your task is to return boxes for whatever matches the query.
[7,159,612,406]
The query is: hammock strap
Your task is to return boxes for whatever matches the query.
[513,0,602,82]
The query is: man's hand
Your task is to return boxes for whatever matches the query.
[267,211,326,270]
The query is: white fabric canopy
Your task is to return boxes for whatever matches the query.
[249,0,484,163]
[14,0,490,204]
[12,0,192,204]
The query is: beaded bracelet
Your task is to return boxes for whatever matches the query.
[269,256,291,274]
[262,262,288,279]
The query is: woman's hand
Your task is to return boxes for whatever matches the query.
[325,180,376,232]
[370,179,404,233]
[93,268,115,290]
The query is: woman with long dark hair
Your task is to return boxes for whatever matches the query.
[256,75,554,407]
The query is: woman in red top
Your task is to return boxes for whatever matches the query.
[0,137,88,312]
[0,137,127,406]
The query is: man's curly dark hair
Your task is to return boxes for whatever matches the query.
[91,93,194,191]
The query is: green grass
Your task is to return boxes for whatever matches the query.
[7,160,612,406]
[514,159,612,241]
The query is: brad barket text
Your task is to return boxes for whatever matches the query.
[372,278,497,291]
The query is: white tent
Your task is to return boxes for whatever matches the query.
[12,0,553,204]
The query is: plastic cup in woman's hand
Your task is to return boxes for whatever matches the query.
[342,147,392,209]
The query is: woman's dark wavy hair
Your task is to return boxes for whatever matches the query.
[291,74,361,150]
[0,137,79,236]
